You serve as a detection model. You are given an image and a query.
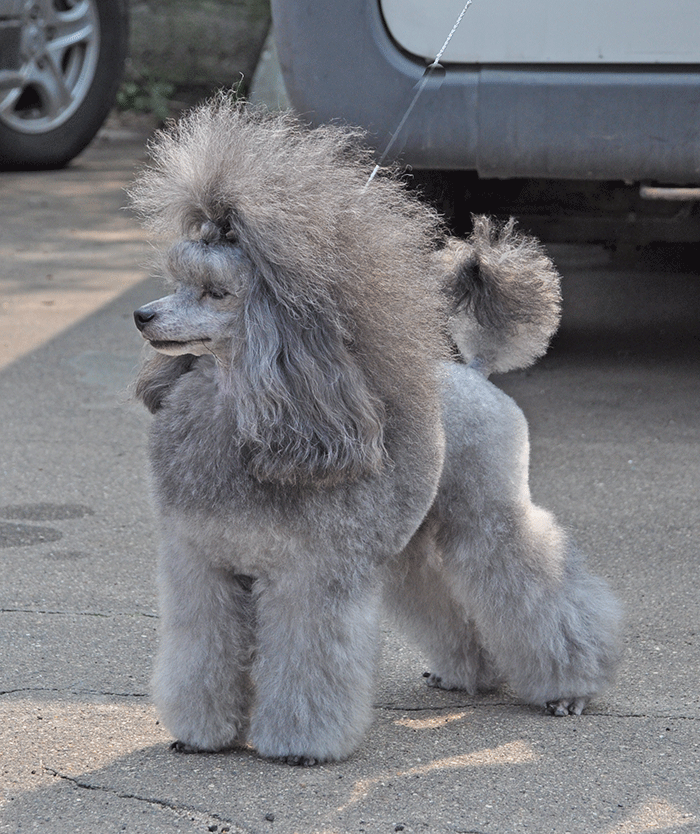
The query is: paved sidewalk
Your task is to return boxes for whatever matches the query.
[1,128,699,834]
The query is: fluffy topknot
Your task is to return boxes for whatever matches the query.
[129,94,446,313]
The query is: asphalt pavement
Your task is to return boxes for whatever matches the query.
[0,123,699,834]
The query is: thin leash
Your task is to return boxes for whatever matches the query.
[364,0,474,190]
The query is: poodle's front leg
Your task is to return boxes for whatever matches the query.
[153,529,256,752]
[249,564,380,765]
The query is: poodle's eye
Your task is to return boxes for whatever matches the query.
[203,287,230,301]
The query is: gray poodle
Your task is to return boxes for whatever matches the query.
[130,96,620,765]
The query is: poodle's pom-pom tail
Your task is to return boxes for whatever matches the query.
[446,216,562,374]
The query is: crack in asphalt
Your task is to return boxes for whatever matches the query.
[376,701,699,720]
[0,686,149,697]
[2,685,697,722]
[0,607,157,618]
[376,700,511,711]
[42,765,242,832]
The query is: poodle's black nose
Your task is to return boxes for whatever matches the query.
[134,307,156,331]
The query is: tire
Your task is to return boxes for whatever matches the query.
[0,0,128,170]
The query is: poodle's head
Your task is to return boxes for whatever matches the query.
[130,95,447,487]
[133,232,252,359]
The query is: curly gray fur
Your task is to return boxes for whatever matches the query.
[129,95,620,764]
[131,96,446,485]
[444,216,562,374]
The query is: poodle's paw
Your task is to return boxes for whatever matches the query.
[170,739,239,754]
[423,671,466,692]
[274,753,324,767]
[545,697,589,716]
[423,669,502,693]
[171,739,205,753]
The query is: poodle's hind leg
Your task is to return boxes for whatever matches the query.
[153,526,256,752]
[248,563,381,765]
[383,525,503,694]
[444,513,622,713]
[436,377,621,712]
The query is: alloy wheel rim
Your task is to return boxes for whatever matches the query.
[0,0,100,134]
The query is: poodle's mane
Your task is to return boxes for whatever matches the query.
[131,95,449,486]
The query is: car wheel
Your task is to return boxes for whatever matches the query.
[0,0,128,169]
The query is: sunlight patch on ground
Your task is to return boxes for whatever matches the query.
[339,739,537,811]
[604,798,695,834]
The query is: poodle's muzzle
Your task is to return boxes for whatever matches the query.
[134,286,240,358]
[134,239,250,357]
[133,297,208,356]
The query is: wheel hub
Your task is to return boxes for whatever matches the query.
[0,0,101,134]
[21,20,48,62]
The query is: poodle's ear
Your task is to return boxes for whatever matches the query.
[230,278,387,486]
[133,353,198,414]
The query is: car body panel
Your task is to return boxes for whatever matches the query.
[272,0,700,183]
[380,0,700,65]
